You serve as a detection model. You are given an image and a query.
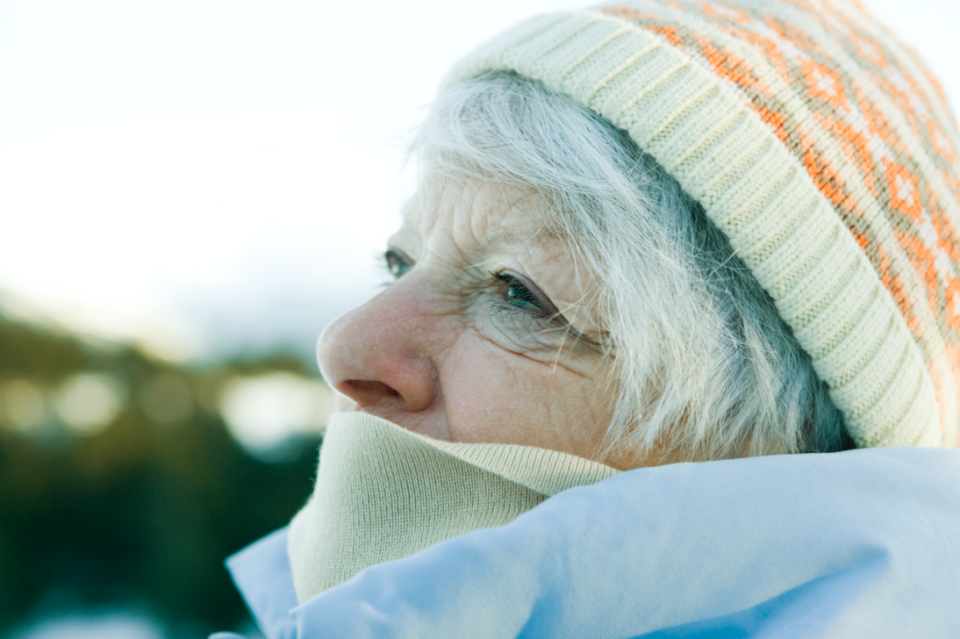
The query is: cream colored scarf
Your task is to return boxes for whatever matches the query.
[287,411,619,604]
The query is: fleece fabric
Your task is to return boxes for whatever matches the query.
[286,412,618,602]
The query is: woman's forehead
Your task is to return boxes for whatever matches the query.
[398,178,559,253]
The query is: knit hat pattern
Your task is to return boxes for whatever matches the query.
[443,0,960,449]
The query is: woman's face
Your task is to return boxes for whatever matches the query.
[317,177,618,463]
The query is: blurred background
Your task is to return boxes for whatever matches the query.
[0,0,957,636]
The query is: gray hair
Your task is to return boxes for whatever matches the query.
[410,71,850,462]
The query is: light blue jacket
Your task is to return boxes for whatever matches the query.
[213,447,960,638]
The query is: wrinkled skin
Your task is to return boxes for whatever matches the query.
[317,178,620,464]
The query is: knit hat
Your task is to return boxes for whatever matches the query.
[442,0,960,449]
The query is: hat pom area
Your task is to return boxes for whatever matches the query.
[442,0,960,448]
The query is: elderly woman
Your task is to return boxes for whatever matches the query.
[215,1,960,637]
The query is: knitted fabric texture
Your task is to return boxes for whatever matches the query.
[287,412,618,603]
[443,0,960,449]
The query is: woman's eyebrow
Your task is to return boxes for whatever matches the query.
[388,224,422,254]
[482,221,559,251]
[482,228,526,250]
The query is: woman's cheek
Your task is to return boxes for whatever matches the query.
[439,331,572,447]
[470,307,565,362]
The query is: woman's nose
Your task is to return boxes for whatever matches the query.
[316,282,438,414]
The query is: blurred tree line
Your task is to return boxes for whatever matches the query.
[0,313,323,636]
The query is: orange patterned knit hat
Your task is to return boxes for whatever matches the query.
[443,0,960,449]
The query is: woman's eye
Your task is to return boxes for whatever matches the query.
[493,272,552,316]
[503,279,544,312]
[385,249,413,279]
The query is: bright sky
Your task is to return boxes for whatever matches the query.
[1,0,958,363]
